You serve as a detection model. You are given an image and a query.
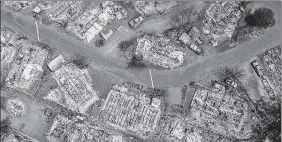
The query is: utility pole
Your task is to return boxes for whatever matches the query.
[149,70,154,88]
[35,21,40,41]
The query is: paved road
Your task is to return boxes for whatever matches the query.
[1,1,281,88]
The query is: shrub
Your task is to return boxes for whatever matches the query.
[71,53,89,69]
[118,40,135,52]
[95,39,105,47]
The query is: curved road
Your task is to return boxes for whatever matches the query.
[1,1,281,87]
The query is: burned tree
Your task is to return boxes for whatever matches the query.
[215,66,245,81]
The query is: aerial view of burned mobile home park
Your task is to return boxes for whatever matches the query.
[0,1,281,142]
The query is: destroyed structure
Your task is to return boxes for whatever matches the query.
[261,46,281,92]
[161,116,186,141]
[135,34,185,69]
[1,28,19,85]
[46,115,124,142]
[178,26,204,55]
[69,1,127,42]
[1,129,39,142]
[5,99,26,117]
[36,1,127,43]
[98,83,162,138]
[252,46,281,100]
[2,1,37,12]
[5,43,48,96]
[133,1,177,15]
[45,63,99,113]
[189,82,248,139]
[202,1,244,46]
[1,46,17,85]
[161,115,235,142]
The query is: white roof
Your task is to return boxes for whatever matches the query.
[32,6,42,13]
[48,55,65,71]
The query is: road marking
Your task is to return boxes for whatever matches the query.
[149,70,154,88]
[35,21,40,41]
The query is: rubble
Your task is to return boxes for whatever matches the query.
[5,99,26,117]
[177,27,204,55]
[100,29,114,40]
[135,34,185,69]
[189,82,248,139]
[46,115,124,142]
[69,1,127,42]
[5,43,48,95]
[1,27,18,45]
[261,46,281,93]
[133,1,177,15]
[161,116,185,141]
[2,130,39,142]
[1,46,17,84]
[42,1,84,21]
[45,63,99,113]
[98,83,162,138]
[178,32,193,45]
[2,1,37,12]
[251,46,281,99]
[202,1,243,46]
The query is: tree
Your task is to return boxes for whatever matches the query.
[95,39,105,47]
[71,53,89,69]
[245,8,275,28]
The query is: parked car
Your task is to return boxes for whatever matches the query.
[128,16,144,28]
[251,60,264,77]
[189,43,204,55]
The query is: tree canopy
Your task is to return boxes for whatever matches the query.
[245,8,275,28]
